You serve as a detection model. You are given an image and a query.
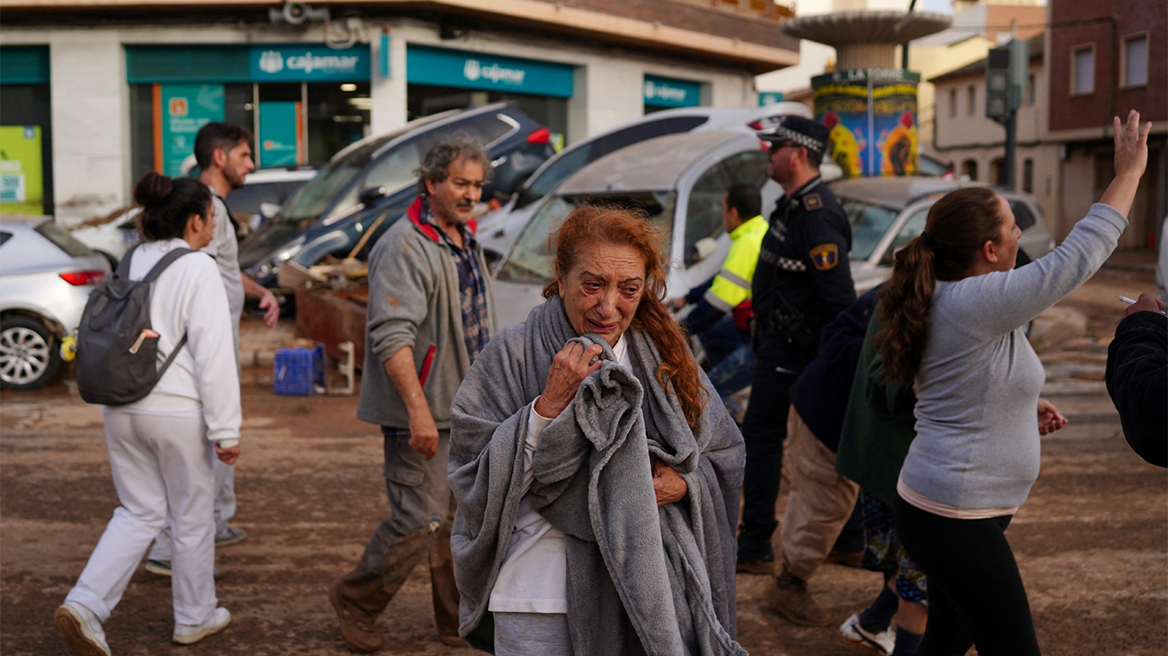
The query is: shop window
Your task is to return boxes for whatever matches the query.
[1022,158,1034,193]
[989,157,1005,186]
[0,84,54,214]
[306,82,370,163]
[129,83,253,182]
[1072,45,1095,95]
[1122,34,1148,88]
[961,159,978,181]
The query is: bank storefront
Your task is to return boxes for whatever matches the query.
[126,44,372,179]
[405,45,574,150]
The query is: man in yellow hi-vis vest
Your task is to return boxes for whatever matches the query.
[669,183,767,420]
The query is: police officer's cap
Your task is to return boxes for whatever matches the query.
[757,115,829,154]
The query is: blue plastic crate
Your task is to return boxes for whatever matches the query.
[274,345,325,395]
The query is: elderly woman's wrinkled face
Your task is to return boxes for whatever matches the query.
[558,241,647,347]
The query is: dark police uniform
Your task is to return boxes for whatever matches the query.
[738,134,856,566]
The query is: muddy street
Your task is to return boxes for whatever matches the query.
[2,269,1165,656]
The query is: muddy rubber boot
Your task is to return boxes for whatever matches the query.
[767,566,831,627]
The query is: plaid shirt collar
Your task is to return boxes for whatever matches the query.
[413,197,490,361]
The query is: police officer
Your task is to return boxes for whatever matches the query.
[738,116,856,590]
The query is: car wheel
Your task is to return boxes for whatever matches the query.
[0,315,62,390]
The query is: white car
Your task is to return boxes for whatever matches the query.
[492,130,782,329]
[69,164,319,263]
[0,217,111,389]
[477,102,815,265]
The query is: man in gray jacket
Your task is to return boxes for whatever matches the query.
[329,135,496,652]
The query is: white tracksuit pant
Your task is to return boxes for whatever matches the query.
[66,410,218,626]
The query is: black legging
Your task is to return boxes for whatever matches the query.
[894,494,1041,656]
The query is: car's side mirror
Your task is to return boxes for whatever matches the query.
[359,186,388,206]
[259,202,281,220]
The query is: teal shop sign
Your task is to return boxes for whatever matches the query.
[127,45,369,83]
[643,75,701,108]
[0,46,50,85]
[160,84,224,176]
[258,102,300,167]
[252,45,369,82]
[759,92,785,105]
[406,45,573,98]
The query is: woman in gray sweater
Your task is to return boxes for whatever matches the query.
[874,110,1151,656]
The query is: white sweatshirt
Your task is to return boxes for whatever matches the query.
[116,238,242,446]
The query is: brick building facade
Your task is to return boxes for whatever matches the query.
[1047,0,1166,250]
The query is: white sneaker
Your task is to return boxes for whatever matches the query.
[172,607,231,645]
[840,612,896,656]
[53,601,111,656]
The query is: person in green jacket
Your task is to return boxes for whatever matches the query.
[834,309,927,656]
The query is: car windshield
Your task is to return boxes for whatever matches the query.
[518,116,709,205]
[497,191,677,284]
[279,136,392,222]
[36,221,96,258]
[841,199,899,261]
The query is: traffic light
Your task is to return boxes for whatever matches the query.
[985,39,1027,124]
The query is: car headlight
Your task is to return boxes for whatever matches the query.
[250,239,305,280]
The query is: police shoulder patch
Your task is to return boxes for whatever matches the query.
[803,193,823,211]
[809,243,839,271]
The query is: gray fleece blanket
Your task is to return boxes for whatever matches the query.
[448,296,746,656]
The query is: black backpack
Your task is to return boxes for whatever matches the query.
[76,244,195,405]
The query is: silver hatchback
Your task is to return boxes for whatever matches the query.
[0,217,111,389]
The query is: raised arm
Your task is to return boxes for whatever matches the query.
[1099,110,1153,216]
[941,110,1151,337]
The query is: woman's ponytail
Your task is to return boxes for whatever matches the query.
[876,237,936,383]
[875,186,1006,383]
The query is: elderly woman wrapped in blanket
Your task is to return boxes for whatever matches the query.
[448,205,746,656]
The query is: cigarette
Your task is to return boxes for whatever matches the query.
[1120,296,1167,315]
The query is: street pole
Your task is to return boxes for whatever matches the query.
[901,0,918,70]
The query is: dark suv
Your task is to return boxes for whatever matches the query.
[240,102,553,285]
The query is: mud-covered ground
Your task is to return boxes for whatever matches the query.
[2,269,1165,655]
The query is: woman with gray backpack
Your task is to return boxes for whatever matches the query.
[54,172,241,655]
